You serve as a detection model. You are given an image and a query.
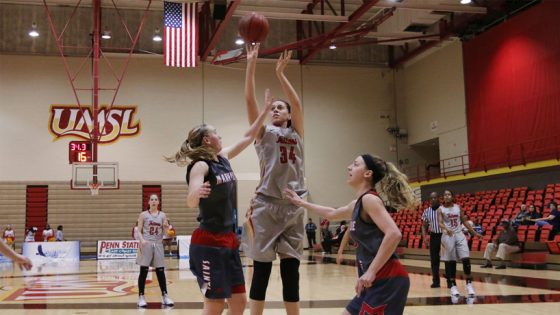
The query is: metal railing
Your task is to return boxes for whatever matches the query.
[404,135,560,182]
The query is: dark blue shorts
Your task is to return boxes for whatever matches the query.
[346,260,410,315]
[189,229,245,299]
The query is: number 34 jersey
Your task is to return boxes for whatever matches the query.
[255,125,305,200]
[141,210,165,242]
[440,204,463,234]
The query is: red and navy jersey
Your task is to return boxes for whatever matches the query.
[350,190,398,275]
[187,155,237,234]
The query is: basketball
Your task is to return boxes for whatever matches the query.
[168,229,175,238]
[238,12,269,44]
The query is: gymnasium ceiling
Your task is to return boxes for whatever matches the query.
[0,0,541,67]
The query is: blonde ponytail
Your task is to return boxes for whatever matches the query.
[361,154,419,211]
[375,161,419,211]
[164,124,216,167]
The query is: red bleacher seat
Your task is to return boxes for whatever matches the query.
[526,230,537,242]
[545,235,560,254]
[471,238,480,251]
[539,224,553,242]
[517,231,527,242]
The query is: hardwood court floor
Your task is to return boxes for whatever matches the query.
[0,253,558,314]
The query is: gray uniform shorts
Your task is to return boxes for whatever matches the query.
[136,241,165,268]
[440,232,470,261]
[242,195,304,262]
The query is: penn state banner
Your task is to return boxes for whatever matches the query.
[97,240,140,259]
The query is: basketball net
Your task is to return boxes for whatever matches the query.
[87,182,102,196]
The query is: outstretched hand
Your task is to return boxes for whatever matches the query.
[246,43,260,62]
[15,254,32,271]
[276,50,292,75]
[283,188,305,207]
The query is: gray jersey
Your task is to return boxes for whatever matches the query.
[141,210,165,242]
[440,204,462,234]
[255,125,305,199]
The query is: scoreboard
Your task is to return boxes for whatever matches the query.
[69,141,93,163]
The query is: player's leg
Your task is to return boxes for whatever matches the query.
[276,206,304,315]
[227,246,247,315]
[456,234,475,295]
[226,293,246,315]
[280,257,300,315]
[203,298,226,315]
[136,241,154,307]
[441,234,458,295]
[249,260,273,315]
[245,198,281,315]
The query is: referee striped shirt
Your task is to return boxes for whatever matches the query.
[421,205,442,234]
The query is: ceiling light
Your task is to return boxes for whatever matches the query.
[153,28,162,42]
[329,43,337,50]
[28,22,39,37]
[235,38,245,45]
[101,30,111,40]
[460,0,472,4]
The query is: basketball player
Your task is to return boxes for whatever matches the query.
[3,224,15,250]
[0,237,32,270]
[42,224,54,242]
[244,44,306,315]
[285,154,416,315]
[166,90,272,315]
[437,190,482,298]
[135,194,174,308]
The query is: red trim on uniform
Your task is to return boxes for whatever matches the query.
[374,259,408,282]
[366,190,379,197]
[231,284,246,294]
[191,228,239,249]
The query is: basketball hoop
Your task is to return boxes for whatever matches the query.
[87,182,102,196]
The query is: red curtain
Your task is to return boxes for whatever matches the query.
[464,0,560,170]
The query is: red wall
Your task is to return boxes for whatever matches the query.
[464,0,560,170]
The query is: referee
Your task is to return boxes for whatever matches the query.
[421,191,443,288]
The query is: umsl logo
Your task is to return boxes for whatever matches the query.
[49,105,140,143]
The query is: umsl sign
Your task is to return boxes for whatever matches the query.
[97,240,139,259]
[49,105,140,143]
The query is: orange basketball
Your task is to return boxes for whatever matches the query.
[168,229,176,238]
[6,237,14,245]
[238,12,269,44]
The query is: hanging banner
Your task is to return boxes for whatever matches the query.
[49,105,141,143]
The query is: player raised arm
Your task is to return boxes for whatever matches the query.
[245,44,262,128]
[284,188,354,221]
[221,88,273,160]
[276,50,303,137]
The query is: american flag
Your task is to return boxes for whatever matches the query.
[164,1,198,67]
